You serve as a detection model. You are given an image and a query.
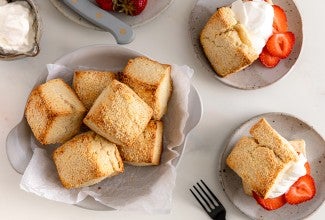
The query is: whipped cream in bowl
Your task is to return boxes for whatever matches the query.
[0,0,42,60]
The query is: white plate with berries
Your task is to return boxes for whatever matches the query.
[189,0,303,90]
[51,0,174,29]
[219,112,325,220]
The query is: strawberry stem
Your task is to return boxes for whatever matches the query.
[116,0,135,16]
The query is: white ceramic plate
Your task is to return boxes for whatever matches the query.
[189,0,303,90]
[50,0,174,29]
[219,112,325,220]
[6,45,202,210]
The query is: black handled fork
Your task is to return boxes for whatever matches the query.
[190,180,226,220]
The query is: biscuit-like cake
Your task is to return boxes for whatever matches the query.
[53,131,124,189]
[73,70,116,110]
[200,7,258,77]
[241,139,306,196]
[25,78,86,145]
[250,118,299,163]
[120,57,172,120]
[118,120,163,166]
[83,79,153,147]
[226,118,299,198]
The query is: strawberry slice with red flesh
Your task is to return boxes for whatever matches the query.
[266,32,295,59]
[273,5,288,33]
[305,162,311,175]
[259,47,281,68]
[253,192,286,211]
[285,174,316,205]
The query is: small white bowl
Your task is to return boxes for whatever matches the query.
[0,0,42,60]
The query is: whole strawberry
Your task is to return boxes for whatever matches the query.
[95,0,117,11]
[117,0,148,16]
[95,0,148,16]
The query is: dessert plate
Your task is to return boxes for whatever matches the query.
[189,0,303,90]
[6,45,202,211]
[219,112,325,220]
[51,0,174,29]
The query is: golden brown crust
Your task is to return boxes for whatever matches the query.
[53,131,124,189]
[226,136,286,198]
[241,139,304,196]
[200,7,258,77]
[83,80,153,147]
[117,120,163,166]
[25,78,86,145]
[227,118,300,198]
[250,118,299,163]
[201,7,238,36]
[121,57,172,120]
[73,70,116,110]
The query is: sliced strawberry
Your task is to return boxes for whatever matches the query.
[266,32,295,59]
[273,5,288,33]
[253,192,286,211]
[285,174,316,205]
[259,47,281,68]
[305,162,311,175]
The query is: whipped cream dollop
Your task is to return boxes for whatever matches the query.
[231,0,274,54]
[0,1,36,54]
[268,154,307,198]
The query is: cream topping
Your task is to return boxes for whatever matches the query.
[268,154,307,198]
[231,0,274,54]
[0,1,36,54]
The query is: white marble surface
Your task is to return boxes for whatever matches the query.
[0,0,323,219]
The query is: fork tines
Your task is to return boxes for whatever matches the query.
[190,180,224,215]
